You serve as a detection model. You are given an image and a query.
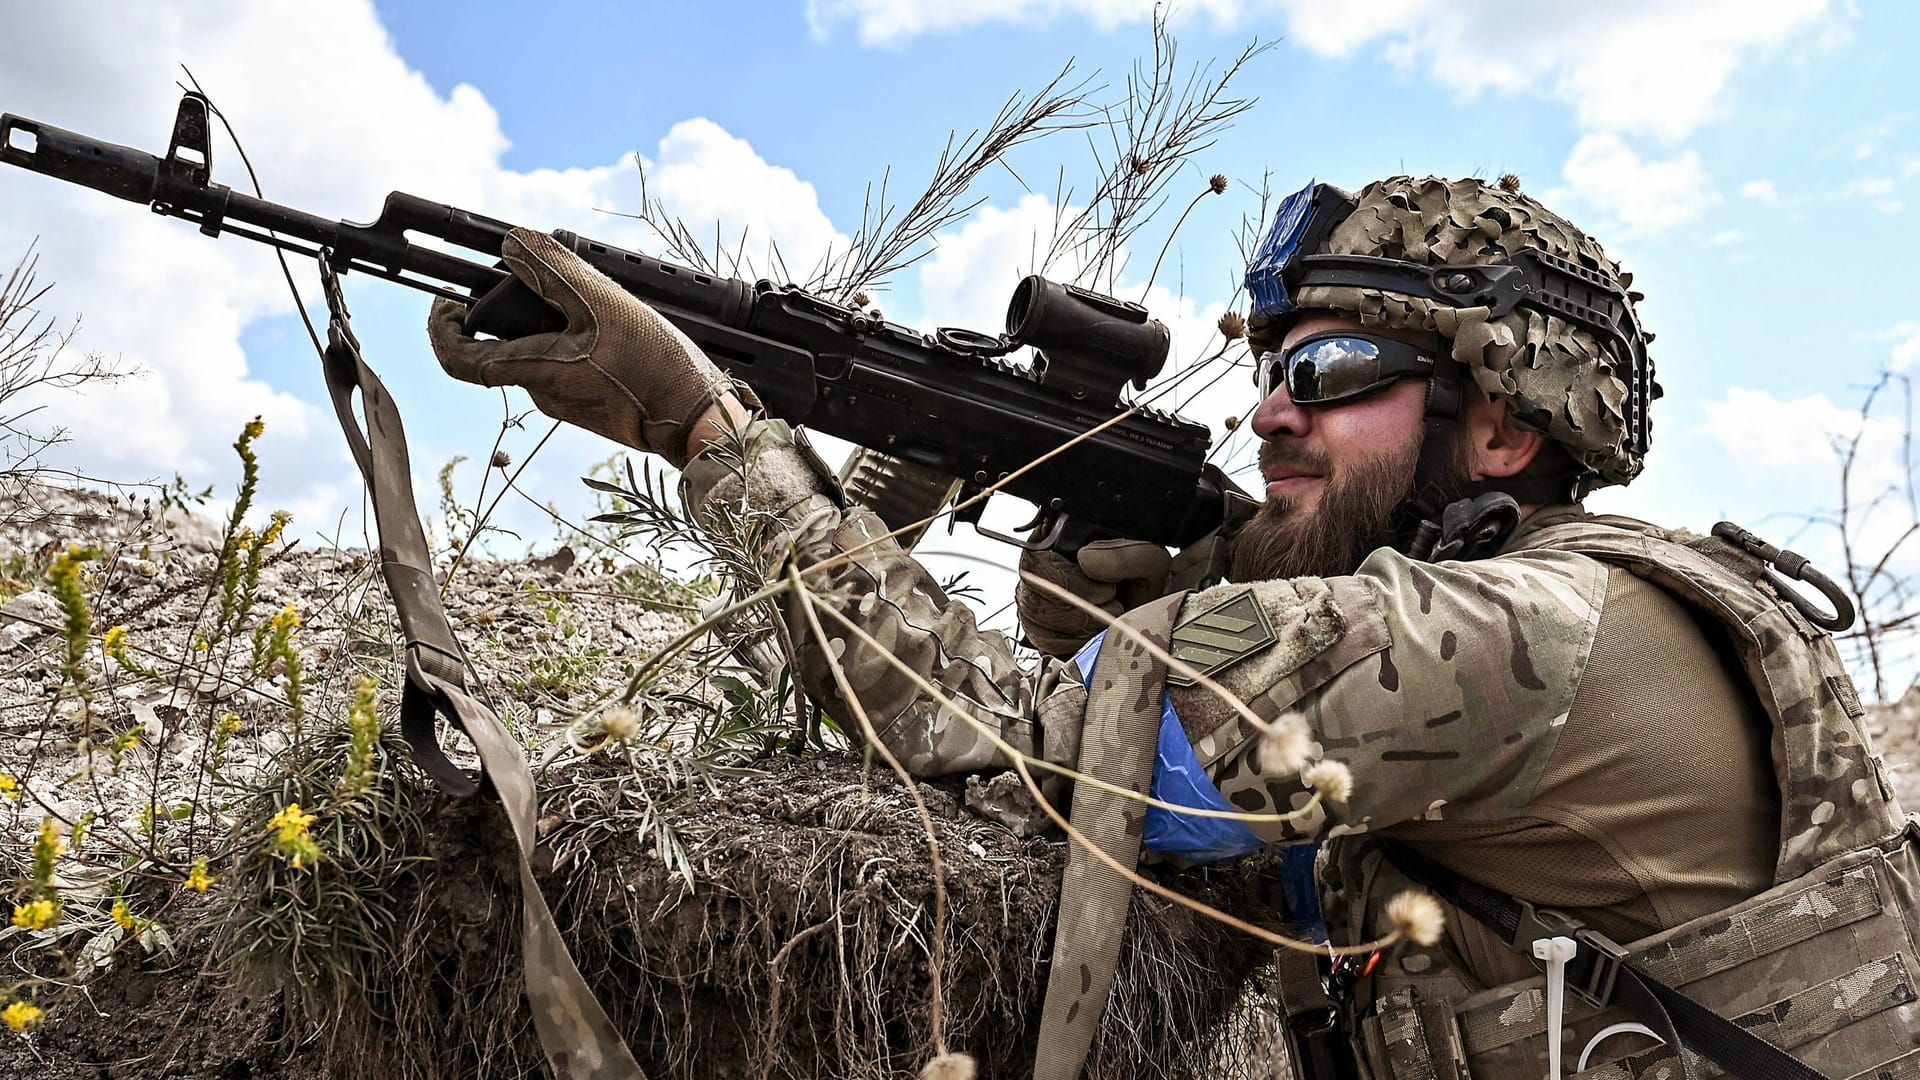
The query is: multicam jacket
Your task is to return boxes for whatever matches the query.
[683,420,1919,1078]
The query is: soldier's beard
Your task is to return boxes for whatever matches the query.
[1229,431,1456,581]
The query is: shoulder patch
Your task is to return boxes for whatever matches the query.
[1166,588,1278,687]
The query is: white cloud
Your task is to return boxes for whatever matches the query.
[809,0,1839,141]
[0,0,841,530]
[1700,386,1905,492]
[1708,229,1746,247]
[1876,322,1920,371]
[1696,385,1920,596]
[806,0,1244,45]
[1839,175,1904,213]
[1552,133,1722,235]
[1739,179,1781,202]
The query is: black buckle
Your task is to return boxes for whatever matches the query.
[1510,899,1627,1009]
[1567,928,1629,1009]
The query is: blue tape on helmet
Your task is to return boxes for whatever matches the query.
[1244,179,1320,320]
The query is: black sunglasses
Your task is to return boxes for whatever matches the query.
[1256,332,1437,406]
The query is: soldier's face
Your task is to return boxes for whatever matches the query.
[1229,314,1451,581]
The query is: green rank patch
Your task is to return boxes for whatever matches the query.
[1165,588,1277,687]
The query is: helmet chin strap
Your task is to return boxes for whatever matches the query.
[1392,360,1570,562]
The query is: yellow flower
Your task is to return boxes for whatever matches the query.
[0,774,16,800]
[267,803,322,870]
[10,898,58,930]
[267,803,315,840]
[2,999,43,1032]
[184,857,212,893]
[242,417,266,441]
[102,625,127,652]
[36,818,66,858]
[111,898,137,932]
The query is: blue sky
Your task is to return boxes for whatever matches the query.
[1,1,1917,668]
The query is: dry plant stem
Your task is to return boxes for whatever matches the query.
[811,599,1391,959]
[615,576,795,703]
[442,418,563,591]
[1141,186,1211,299]
[786,563,952,1056]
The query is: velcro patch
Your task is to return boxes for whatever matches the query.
[1166,588,1278,687]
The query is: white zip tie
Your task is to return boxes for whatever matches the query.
[1533,935,1578,1080]
[1577,1021,1663,1072]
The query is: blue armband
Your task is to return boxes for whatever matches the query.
[1072,633,1265,864]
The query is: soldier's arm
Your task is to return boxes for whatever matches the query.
[680,418,1088,777]
[1159,546,1609,846]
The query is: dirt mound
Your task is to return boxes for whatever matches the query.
[1,750,1286,1079]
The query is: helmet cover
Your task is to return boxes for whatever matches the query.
[1247,176,1652,488]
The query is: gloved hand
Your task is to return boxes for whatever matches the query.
[1016,539,1173,657]
[427,227,750,468]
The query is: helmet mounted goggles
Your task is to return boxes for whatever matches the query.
[1243,181,1656,459]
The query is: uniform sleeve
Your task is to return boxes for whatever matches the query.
[680,420,1088,777]
[1166,546,1609,845]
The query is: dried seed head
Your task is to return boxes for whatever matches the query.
[1223,415,1240,432]
[1209,174,1229,194]
[491,449,512,469]
[1130,153,1151,176]
[1256,713,1312,776]
[1217,311,1247,341]
[920,1052,978,1080]
[600,705,640,742]
[852,292,872,308]
[1304,759,1354,804]
[1498,173,1522,193]
[1387,890,1446,946]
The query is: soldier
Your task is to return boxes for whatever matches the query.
[428,176,1920,1079]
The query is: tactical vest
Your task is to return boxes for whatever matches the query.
[1318,515,1920,1079]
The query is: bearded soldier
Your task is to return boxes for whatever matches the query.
[428,176,1920,1079]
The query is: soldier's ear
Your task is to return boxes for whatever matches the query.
[1463,393,1544,480]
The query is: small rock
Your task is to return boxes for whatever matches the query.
[0,622,38,652]
[964,772,1053,838]
[0,588,61,626]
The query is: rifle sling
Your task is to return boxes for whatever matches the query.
[1378,840,1824,1080]
[317,259,645,1079]
[1034,593,1187,1080]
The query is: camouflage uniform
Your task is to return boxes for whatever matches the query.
[684,423,1920,1077]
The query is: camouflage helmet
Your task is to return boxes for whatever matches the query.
[1244,175,1657,489]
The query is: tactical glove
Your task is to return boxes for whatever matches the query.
[427,227,750,468]
[1016,539,1174,658]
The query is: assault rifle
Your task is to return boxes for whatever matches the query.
[1,93,1246,555]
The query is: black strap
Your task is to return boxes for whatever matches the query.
[1377,841,1825,1080]
[318,256,480,798]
